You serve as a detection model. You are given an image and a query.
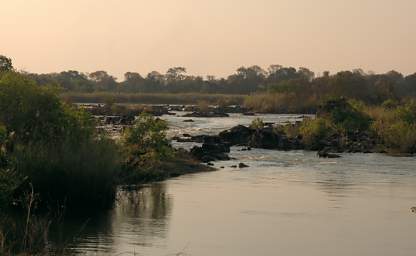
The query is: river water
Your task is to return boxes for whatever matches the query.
[66,113,416,256]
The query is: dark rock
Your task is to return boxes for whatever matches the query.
[317,148,341,158]
[190,135,207,143]
[183,112,230,118]
[175,137,194,143]
[230,165,237,168]
[183,119,194,122]
[219,125,254,146]
[207,162,214,166]
[243,112,256,116]
[183,133,192,137]
[190,136,231,162]
[238,163,249,168]
[411,207,416,213]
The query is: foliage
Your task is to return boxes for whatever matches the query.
[318,97,372,133]
[0,72,120,210]
[61,92,245,106]
[0,72,95,146]
[0,169,24,210]
[197,100,210,113]
[370,101,416,153]
[250,118,265,130]
[16,55,414,103]
[299,118,336,149]
[0,55,13,73]
[244,93,317,114]
[123,114,173,166]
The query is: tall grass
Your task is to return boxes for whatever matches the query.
[13,138,121,210]
[61,92,246,105]
[367,103,416,154]
[244,93,318,113]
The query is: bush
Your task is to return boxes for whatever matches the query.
[244,93,317,114]
[123,114,173,166]
[250,118,265,130]
[370,101,416,153]
[0,72,120,210]
[300,118,336,149]
[318,97,372,133]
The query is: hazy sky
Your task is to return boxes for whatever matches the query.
[2,0,416,79]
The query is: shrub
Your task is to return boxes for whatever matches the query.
[381,99,399,109]
[197,100,210,113]
[250,118,265,130]
[300,118,336,149]
[244,93,317,114]
[123,114,173,166]
[0,72,120,210]
[318,97,372,133]
[370,101,416,153]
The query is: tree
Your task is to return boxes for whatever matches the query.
[89,71,117,91]
[122,72,144,92]
[123,114,173,165]
[298,67,315,81]
[56,70,93,92]
[0,55,13,72]
[166,67,187,81]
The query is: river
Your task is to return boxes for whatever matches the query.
[64,113,416,256]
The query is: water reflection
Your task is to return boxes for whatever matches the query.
[50,183,172,255]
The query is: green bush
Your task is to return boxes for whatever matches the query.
[250,118,265,130]
[123,114,173,165]
[318,97,372,133]
[0,72,120,210]
[370,101,416,153]
[378,121,416,153]
[300,118,336,149]
[395,100,416,125]
[121,114,177,183]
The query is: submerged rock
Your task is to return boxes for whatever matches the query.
[317,148,341,158]
[411,207,416,213]
[238,163,249,168]
[183,112,230,118]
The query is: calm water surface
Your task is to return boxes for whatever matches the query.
[66,113,416,256]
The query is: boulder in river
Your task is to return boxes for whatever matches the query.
[219,125,255,146]
[190,136,231,162]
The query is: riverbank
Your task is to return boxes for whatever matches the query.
[61,92,246,106]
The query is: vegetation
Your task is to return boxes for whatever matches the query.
[0,71,121,210]
[250,118,265,130]
[23,63,415,107]
[1,53,416,254]
[275,97,416,154]
[61,91,245,105]
[120,114,210,183]
[0,64,209,254]
[370,101,416,154]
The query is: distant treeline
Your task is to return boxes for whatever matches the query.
[2,54,416,104]
[22,65,415,103]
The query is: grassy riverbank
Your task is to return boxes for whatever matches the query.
[0,71,212,255]
[61,92,246,105]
